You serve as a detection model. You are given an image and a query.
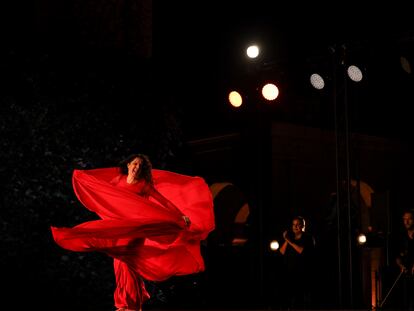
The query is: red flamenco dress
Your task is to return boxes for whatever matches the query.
[51,167,215,310]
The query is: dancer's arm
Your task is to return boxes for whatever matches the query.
[148,186,191,227]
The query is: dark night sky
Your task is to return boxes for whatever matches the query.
[3,1,414,141]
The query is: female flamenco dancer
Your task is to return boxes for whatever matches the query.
[51,154,215,311]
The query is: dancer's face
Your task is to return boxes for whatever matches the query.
[127,157,142,179]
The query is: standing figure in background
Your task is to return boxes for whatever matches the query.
[51,153,215,311]
[279,215,316,310]
[394,209,414,311]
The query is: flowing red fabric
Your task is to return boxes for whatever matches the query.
[51,167,215,281]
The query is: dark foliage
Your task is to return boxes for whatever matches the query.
[0,46,185,310]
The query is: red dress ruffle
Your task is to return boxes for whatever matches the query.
[51,167,215,309]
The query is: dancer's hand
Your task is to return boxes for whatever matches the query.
[182,215,191,227]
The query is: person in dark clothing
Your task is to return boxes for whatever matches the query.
[279,216,316,309]
[394,209,414,311]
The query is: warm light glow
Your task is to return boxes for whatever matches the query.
[310,73,325,89]
[261,83,279,101]
[269,240,279,251]
[347,65,363,82]
[370,247,382,309]
[246,45,259,59]
[357,233,367,244]
[400,56,412,74]
[228,91,243,108]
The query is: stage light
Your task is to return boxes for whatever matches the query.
[228,90,243,108]
[357,233,367,245]
[357,231,385,248]
[269,240,279,251]
[347,65,363,82]
[261,83,279,101]
[310,73,325,90]
[246,45,260,59]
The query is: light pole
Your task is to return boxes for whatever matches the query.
[311,44,365,308]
